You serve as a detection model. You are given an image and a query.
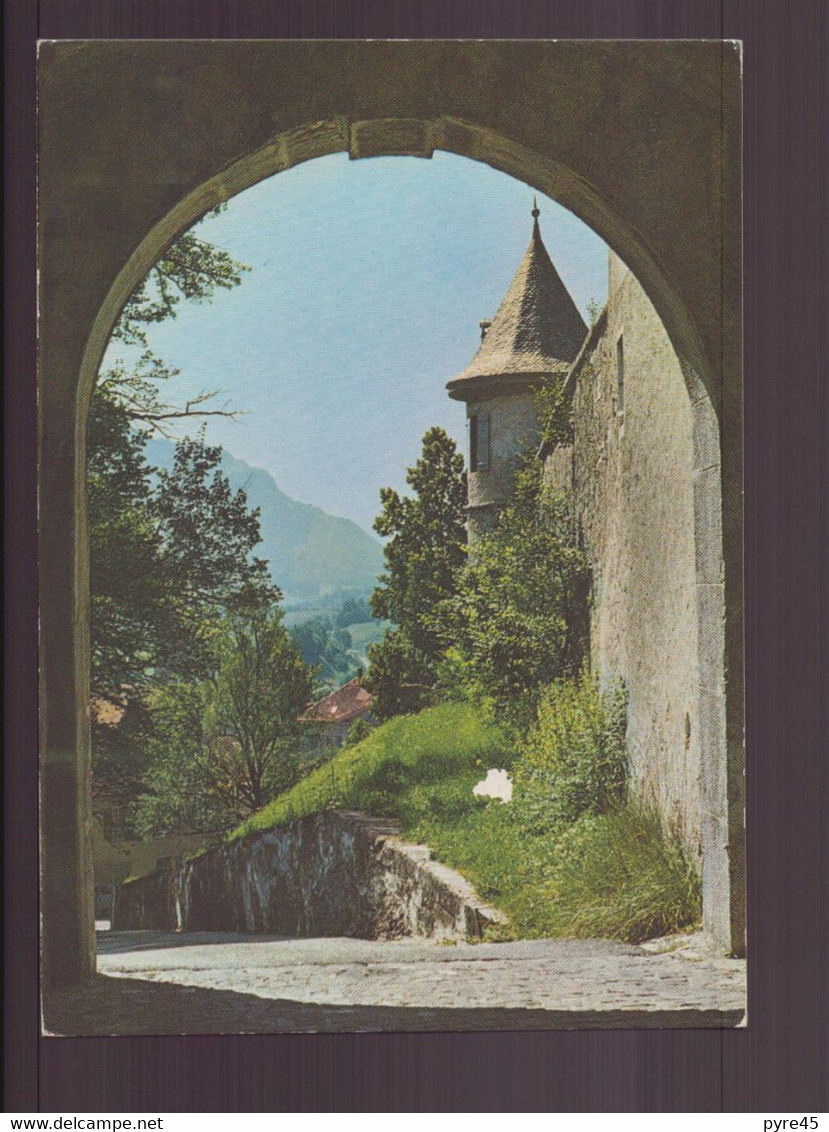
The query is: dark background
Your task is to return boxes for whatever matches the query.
[5,0,827,1113]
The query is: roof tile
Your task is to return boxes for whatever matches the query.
[448,215,587,393]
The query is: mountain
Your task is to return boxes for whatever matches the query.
[144,439,384,601]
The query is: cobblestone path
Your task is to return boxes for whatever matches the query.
[44,930,745,1034]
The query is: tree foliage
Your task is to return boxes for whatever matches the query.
[98,205,250,435]
[153,433,274,612]
[291,617,355,690]
[335,596,373,629]
[88,392,278,703]
[136,606,313,835]
[96,350,238,437]
[365,628,435,721]
[366,427,467,717]
[441,458,591,734]
[89,206,271,703]
[91,696,155,805]
[112,206,248,349]
[370,427,467,656]
[88,208,286,827]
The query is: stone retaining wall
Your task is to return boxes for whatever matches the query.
[113,810,503,941]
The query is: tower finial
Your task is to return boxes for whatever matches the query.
[531,195,540,220]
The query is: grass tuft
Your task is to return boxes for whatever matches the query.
[537,800,702,941]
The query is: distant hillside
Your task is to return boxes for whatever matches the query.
[145,439,384,601]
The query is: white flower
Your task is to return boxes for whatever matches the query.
[472,768,513,803]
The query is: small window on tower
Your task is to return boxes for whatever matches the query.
[616,335,625,415]
[470,412,491,471]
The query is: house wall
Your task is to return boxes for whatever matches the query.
[91,819,208,890]
[545,254,703,853]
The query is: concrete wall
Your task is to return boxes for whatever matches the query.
[546,256,705,855]
[113,810,503,941]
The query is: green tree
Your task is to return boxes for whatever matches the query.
[335,596,373,629]
[89,206,263,705]
[137,605,313,834]
[209,605,314,807]
[99,204,250,432]
[88,211,284,828]
[91,695,155,809]
[365,628,435,720]
[89,397,278,703]
[443,458,591,734]
[112,206,249,349]
[291,617,357,691]
[132,680,218,834]
[366,428,467,716]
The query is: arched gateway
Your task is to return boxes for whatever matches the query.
[37,40,744,986]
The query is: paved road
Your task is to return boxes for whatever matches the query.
[43,929,746,1034]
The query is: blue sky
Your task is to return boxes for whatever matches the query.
[105,152,608,535]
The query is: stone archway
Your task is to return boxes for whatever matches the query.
[38,41,743,986]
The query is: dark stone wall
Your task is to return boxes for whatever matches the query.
[113,811,501,941]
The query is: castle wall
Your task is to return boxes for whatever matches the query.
[561,257,703,853]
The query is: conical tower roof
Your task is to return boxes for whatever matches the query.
[447,204,588,401]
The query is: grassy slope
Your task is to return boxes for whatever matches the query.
[230,703,701,942]
[231,702,509,839]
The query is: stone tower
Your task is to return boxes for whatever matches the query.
[447,202,588,535]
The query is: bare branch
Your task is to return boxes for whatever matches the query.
[129,407,243,424]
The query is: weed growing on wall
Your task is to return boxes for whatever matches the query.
[535,369,575,450]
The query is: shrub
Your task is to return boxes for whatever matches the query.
[541,800,702,942]
[343,718,374,747]
[441,461,591,734]
[512,671,628,833]
[364,628,436,720]
[409,792,701,943]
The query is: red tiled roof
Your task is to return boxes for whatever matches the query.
[298,678,373,725]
